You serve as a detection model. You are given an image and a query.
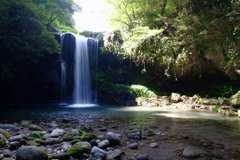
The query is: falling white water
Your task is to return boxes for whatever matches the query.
[73,35,92,104]
[60,33,66,102]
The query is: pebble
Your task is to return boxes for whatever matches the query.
[129,142,138,149]
[149,142,158,148]
[182,146,199,158]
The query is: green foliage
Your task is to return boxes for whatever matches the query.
[213,105,222,113]
[0,139,6,148]
[130,85,156,98]
[79,126,93,132]
[210,85,237,98]
[104,0,240,82]
[29,131,43,138]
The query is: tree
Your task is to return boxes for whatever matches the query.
[0,0,60,102]
[104,0,240,82]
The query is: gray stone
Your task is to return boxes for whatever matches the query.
[48,153,69,160]
[8,134,25,142]
[149,142,158,148]
[71,129,79,135]
[0,124,18,131]
[182,134,189,139]
[106,149,122,160]
[75,141,92,153]
[0,134,7,141]
[2,149,12,157]
[9,141,20,149]
[44,137,63,145]
[98,140,110,149]
[137,154,149,160]
[145,130,155,136]
[16,146,48,160]
[50,128,64,137]
[89,139,98,147]
[129,142,138,149]
[125,129,141,139]
[89,146,106,160]
[182,146,199,158]
[105,132,121,146]
[47,121,58,128]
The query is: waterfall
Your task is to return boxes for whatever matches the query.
[60,33,98,106]
[73,35,91,104]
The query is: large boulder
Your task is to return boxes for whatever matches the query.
[89,146,106,160]
[230,91,240,108]
[171,93,181,103]
[105,132,121,146]
[16,146,48,160]
[50,128,64,137]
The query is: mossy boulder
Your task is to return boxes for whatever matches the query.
[0,128,11,139]
[29,124,43,131]
[230,91,240,109]
[67,145,83,158]
[81,132,98,142]
[16,146,48,160]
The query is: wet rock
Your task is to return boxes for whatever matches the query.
[81,132,98,142]
[71,129,79,135]
[62,142,72,151]
[111,124,118,129]
[0,134,7,141]
[16,146,48,160]
[9,141,20,149]
[105,132,121,146]
[2,158,15,160]
[2,149,12,157]
[182,134,189,139]
[125,129,141,139]
[89,139,98,147]
[230,91,240,108]
[137,154,149,160]
[63,132,73,141]
[149,142,158,148]
[67,144,83,158]
[29,124,43,131]
[50,128,64,138]
[145,130,155,136]
[0,129,11,139]
[48,153,69,160]
[44,137,63,145]
[129,142,138,149]
[89,146,106,160]
[47,121,58,128]
[0,124,18,131]
[106,149,123,160]
[99,127,107,132]
[62,119,71,123]
[182,146,199,159]
[8,134,25,142]
[20,120,31,127]
[98,140,110,149]
[171,93,181,103]
[75,141,92,153]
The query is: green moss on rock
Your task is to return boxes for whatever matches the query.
[67,146,83,158]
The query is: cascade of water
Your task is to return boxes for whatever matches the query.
[73,35,92,104]
[60,33,98,106]
[60,33,66,102]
